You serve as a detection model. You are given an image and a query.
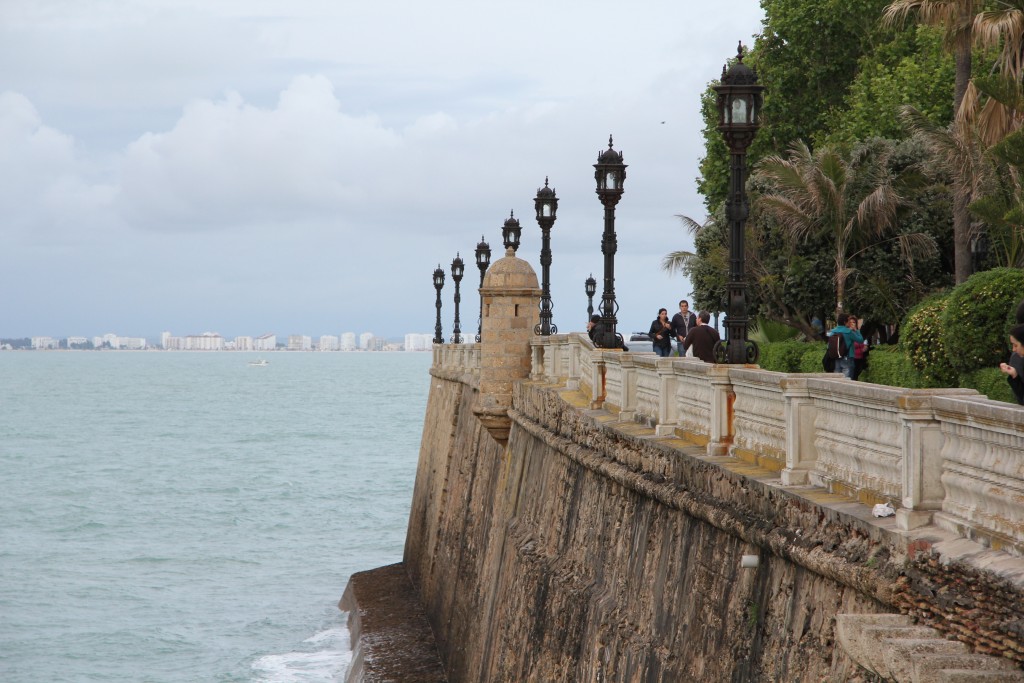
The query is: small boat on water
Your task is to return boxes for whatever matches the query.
[248,359,269,366]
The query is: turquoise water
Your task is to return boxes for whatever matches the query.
[0,351,431,683]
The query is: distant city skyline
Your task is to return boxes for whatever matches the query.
[1,2,765,341]
[10,331,436,352]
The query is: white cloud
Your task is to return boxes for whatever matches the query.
[0,1,765,338]
[117,75,402,230]
[0,91,115,240]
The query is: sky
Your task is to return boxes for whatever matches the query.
[1,0,766,341]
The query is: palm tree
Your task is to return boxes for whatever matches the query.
[753,139,938,315]
[661,214,728,317]
[883,0,977,283]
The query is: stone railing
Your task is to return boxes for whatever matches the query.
[431,343,481,388]
[520,334,1024,556]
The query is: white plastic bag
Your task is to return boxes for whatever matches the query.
[871,502,896,518]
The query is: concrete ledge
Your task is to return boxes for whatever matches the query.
[339,563,448,683]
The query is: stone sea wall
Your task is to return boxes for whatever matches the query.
[399,368,903,681]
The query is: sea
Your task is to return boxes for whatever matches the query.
[0,350,432,683]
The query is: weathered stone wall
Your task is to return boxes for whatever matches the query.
[401,369,924,681]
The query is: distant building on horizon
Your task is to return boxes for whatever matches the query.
[287,335,312,351]
[359,332,374,350]
[404,333,432,351]
[341,332,356,351]
[184,333,223,351]
[253,333,276,351]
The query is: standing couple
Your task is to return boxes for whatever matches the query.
[649,300,720,362]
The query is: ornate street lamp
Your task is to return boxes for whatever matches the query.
[593,135,626,349]
[534,177,559,335]
[713,42,764,364]
[432,265,445,344]
[585,274,596,321]
[450,254,465,343]
[474,236,491,342]
[502,211,522,254]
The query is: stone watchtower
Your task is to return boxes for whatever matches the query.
[473,246,541,445]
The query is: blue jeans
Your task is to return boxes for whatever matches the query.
[835,357,854,379]
[653,344,672,357]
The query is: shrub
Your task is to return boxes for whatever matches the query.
[940,268,1024,375]
[900,292,955,386]
[858,346,930,388]
[960,367,1016,403]
[799,342,829,373]
[758,340,813,373]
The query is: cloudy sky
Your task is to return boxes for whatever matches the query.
[1,0,765,341]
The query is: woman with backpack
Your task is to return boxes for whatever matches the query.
[827,313,864,379]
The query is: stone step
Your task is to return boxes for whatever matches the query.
[937,670,1024,683]
[836,614,931,679]
[914,654,1024,682]
[880,638,969,681]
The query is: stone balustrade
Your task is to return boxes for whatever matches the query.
[431,334,1024,556]
[431,342,480,388]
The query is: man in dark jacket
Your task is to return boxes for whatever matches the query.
[682,311,721,363]
[671,300,697,356]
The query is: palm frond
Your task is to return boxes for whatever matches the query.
[661,250,696,275]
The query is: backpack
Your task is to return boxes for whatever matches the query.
[827,333,848,360]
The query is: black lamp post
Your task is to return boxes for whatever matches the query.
[475,236,491,342]
[450,254,465,343]
[432,265,445,344]
[534,177,559,335]
[593,135,626,349]
[502,211,522,254]
[713,42,764,364]
[585,274,596,321]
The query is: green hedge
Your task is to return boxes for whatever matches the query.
[960,367,1016,403]
[858,346,931,388]
[755,340,1017,403]
[939,268,1024,375]
[758,340,814,373]
[900,292,956,386]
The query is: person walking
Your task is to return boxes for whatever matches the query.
[828,313,864,379]
[998,323,1024,405]
[671,300,697,357]
[681,311,721,363]
[649,308,673,357]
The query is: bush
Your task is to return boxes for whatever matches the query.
[798,342,829,373]
[900,292,955,386]
[940,268,1024,375]
[858,346,930,388]
[960,367,1017,403]
[758,340,814,373]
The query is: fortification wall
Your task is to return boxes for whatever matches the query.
[401,368,900,681]
[343,333,1024,682]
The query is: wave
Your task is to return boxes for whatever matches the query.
[250,626,352,682]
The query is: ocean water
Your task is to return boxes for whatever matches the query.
[0,351,431,683]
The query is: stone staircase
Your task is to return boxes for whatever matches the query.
[836,614,1024,682]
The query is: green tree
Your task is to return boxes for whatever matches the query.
[660,212,729,316]
[698,0,899,212]
[820,26,955,146]
[753,138,938,314]
[883,0,979,284]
